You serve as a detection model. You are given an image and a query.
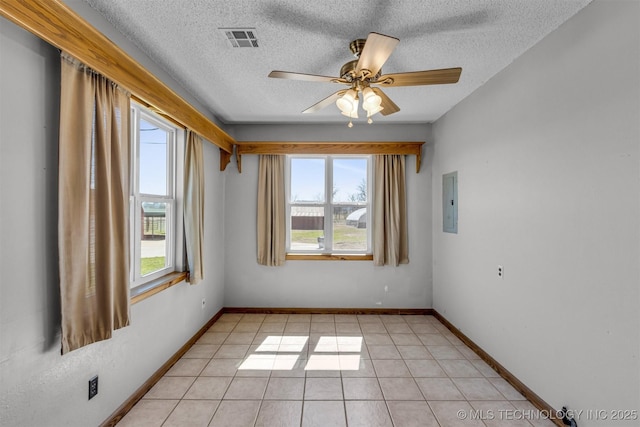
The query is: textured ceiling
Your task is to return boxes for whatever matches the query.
[82,0,592,125]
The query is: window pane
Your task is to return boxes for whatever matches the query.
[139,119,168,195]
[290,158,325,202]
[140,202,168,276]
[290,206,324,250]
[332,158,367,203]
[333,206,367,251]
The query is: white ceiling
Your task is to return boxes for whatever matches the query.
[83,0,592,125]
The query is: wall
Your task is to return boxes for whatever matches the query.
[431,0,639,424]
[0,18,226,427]
[63,0,229,132]
[224,124,434,309]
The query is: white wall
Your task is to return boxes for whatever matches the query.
[431,0,639,423]
[224,124,434,309]
[4,0,637,425]
[63,0,229,132]
[0,18,226,427]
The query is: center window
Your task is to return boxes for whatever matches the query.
[287,155,371,254]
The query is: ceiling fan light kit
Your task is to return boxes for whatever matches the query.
[336,89,358,115]
[336,82,385,126]
[361,87,383,124]
[338,90,359,128]
[269,32,462,127]
[362,87,381,110]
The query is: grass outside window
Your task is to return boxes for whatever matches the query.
[291,221,368,251]
[141,256,167,276]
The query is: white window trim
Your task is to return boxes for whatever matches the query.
[286,154,372,255]
[129,103,185,289]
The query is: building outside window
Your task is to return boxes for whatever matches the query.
[130,103,184,288]
[287,155,371,254]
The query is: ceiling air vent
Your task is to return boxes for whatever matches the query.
[220,28,259,48]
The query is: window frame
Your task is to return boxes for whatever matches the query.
[129,102,185,290]
[286,154,372,255]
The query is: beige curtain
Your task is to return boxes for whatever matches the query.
[373,154,409,266]
[58,53,130,354]
[257,155,286,266]
[184,130,205,284]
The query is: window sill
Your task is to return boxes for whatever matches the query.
[286,253,373,261]
[130,271,188,305]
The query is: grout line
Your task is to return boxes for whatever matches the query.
[112,312,552,427]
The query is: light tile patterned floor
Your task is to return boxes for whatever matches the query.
[118,314,556,427]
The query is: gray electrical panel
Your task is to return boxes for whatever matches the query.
[443,171,458,233]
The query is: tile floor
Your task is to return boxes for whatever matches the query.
[118,313,556,427]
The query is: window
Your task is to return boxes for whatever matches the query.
[130,103,184,288]
[286,155,371,254]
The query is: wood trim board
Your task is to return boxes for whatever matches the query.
[101,307,564,427]
[223,307,432,315]
[99,308,225,427]
[235,141,424,173]
[130,272,188,305]
[0,0,235,154]
[285,254,374,261]
[432,311,565,427]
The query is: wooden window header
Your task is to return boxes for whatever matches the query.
[0,0,235,161]
[235,141,425,173]
[1,2,427,173]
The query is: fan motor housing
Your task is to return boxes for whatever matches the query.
[339,60,359,80]
[340,59,381,82]
[349,39,367,57]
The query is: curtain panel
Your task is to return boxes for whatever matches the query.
[257,155,286,266]
[58,53,130,354]
[184,131,205,284]
[373,154,409,266]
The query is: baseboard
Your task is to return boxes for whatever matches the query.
[229,307,564,427]
[102,306,563,427]
[432,310,564,427]
[100,307,225,427]
[223,307,433,315]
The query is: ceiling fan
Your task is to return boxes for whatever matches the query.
[268,32,462,126]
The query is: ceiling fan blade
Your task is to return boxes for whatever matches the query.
[394,10,491,40]
[371,87,400,116]
[268,70,340,83]
[302,90,347,114]
[376,68,462,87]
[260,4,350,40]
[355,33,399,77]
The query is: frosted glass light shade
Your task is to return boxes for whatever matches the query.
[366,105,384,116]
[336,89,358,114]
[362,87,382,112]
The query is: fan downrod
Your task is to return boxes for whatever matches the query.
[341,38,382,82]
[349,39,367,57]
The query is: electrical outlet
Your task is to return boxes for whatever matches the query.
[88,376,98,400]
[201,298,206,309]
[497,265,504,279]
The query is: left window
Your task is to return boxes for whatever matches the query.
[130,103,184,289]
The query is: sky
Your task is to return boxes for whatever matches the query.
[137,121,368,204]
[138,118,168,196]
[290,157,367,203]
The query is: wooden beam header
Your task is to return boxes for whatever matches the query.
[235,141,424,173]
[0,0,235,154]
